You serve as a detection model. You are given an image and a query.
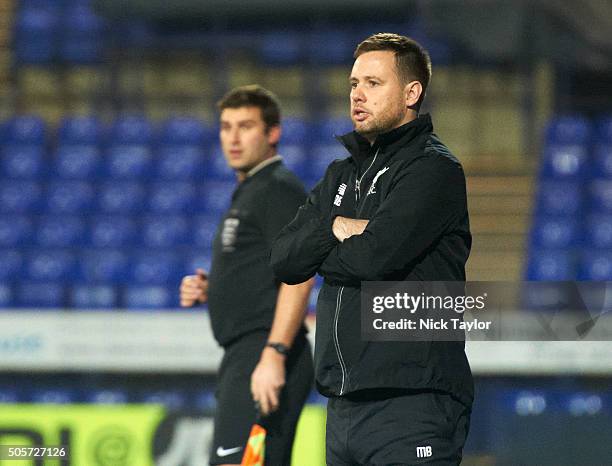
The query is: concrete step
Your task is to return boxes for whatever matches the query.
[469,194,532,214]
[467,175,534,196]
[470,213,530,235]
[472,233,526,252]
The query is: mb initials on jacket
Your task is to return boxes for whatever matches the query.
[416,445,433,458]
[334,183,348,206]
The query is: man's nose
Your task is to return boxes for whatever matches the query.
[351,86,366,103]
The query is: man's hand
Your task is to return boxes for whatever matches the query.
[332,216,369,242]
[250,347,286,416]
[179,268,208,307]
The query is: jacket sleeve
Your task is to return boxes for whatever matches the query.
[318,156,468,284]
[270,178,339,285]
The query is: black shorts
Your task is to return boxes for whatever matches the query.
[326,389,471,466]
[210,330,314,465]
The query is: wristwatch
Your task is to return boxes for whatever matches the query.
[266,342,290,356]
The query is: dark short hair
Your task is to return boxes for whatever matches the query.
[217,85,281,130]
[354,33,432,110]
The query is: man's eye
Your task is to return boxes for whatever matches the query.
[369,81,379,87]
[350,82,357,89]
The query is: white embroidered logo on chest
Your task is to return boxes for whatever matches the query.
[334,183,348,207]
[367,167,390,196]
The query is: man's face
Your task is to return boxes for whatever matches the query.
[349,50,409,141]
[219,106,278,174]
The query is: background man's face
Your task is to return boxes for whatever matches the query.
[349,50,408,140]
[219,106,275,173]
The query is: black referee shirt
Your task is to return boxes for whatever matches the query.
[207,158,307,346]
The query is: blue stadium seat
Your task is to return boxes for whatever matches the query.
[578,252,612,281]
[147,182,197,214]
[184,253,212,275]
[155,146,206,180]
[53,145,101,179]
[159,117,213,145]
[30,389,75,403]
[89,216,137,248]
[110,115,153,144]
[199,181,235,213]
[545,116,591,145]
[141,390,187,410]
[588,179,612,213]
[0,115,46,145]
[259,32,303,65]
[595,115,612,143]
[207,145,234,180]
[35,216,86,247]
[45,181,95,214]
[57,116,103,145]
[0,388,19,402]
[584,215,612,249]
[24,250,76,282]
[0,251,23,281]
[0,283,13,307]
[59,6,106,63]
[591,144,612,179]
[16,282,66,308]
[97,182,146,213]
[194,389,217,413]
[540,145,589,180]
[130,252,181,285]
[79,249,130,284]
[0,215,33,247]
[530,217,580,249]
[536,181,583,216]
[315,117,354,141]
[70,284,118,308]
[1,145,46,179]
[0,181,42,213]
[192,215,219,248]
[309,143,344,181]
[142,216,190,248]
[307,29,354,65]
[13,9,59,64]
[105,145,154,179]
[281,117,310,144]
[123,285,175,309]
[279,145,308,178]
[86,389,129,404]
[526,250,576,281]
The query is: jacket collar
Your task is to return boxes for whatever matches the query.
[337,114,433,160]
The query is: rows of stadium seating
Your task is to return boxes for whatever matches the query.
[0,114,342,308]
[13,0,451,66]
[14,0,106,64]
[527,115,612,282]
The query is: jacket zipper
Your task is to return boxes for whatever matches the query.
[333,286,347,395]
[354,148,380,205]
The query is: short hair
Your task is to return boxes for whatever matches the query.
[217,85,281,130]
[354,33,432,110]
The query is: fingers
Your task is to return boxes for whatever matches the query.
[179,274,207,307]
[252,380,284,416]
[254,385,280,416]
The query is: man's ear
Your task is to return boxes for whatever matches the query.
[405,81,423,109]
[267,125,281,146]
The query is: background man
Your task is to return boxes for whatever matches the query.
[180,85,314,466]
[271,33,473,465]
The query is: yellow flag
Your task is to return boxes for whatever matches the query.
[241,423,266,466]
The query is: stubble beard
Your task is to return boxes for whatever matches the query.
[353,105,405,140]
